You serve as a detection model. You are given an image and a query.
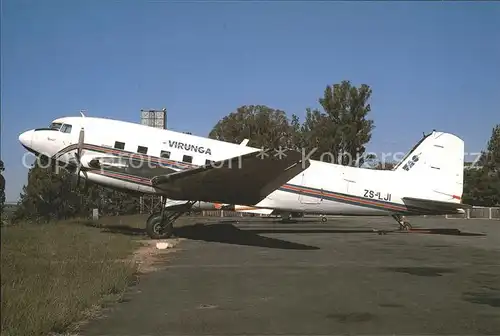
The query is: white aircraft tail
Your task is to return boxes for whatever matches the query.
[394,131,465,203]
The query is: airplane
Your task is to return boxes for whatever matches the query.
[192,203,306,221]
[18,114,471,239]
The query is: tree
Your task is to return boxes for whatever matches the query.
[479,125,500,171]
[97,187,140,216]
[373,160,397,170]
[13,160,82,222]
[462,168,500,207]
[0,160,5,215]
[289,114,305,150]
[13,158,141,223]
[302,81,375,166]
[463,124,500,206]
[209,105,300,149]
[300,107,332,161]
[208,82,375,166]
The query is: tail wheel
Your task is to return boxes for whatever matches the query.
[402,221,412,230]
[321,216,327,223]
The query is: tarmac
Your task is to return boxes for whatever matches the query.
[81,216,500,335]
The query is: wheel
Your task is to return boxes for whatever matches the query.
[146,211,161,225]
[146,213,174,239]
[321,216,327,222]
[398,221,412,231]
[280,213,292,223]
[402,221,412,230]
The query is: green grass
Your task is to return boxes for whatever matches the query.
[1,218,141,336]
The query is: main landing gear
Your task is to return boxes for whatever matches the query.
[392,214,412,231]
[145,200,196,239]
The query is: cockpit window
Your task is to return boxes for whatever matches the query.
[61,124,72,133]
[49,122,62,131]
[34,122,65,132]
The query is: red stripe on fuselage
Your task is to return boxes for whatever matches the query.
[281,184,407,212]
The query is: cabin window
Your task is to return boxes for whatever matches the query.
[160,150,170,159]
[183,155,192,163]
[61,124,72,133]
[114,141,125,150]
[137,146,148,154]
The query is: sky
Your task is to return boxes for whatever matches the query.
[1,0,499,202]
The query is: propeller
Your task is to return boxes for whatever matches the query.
[51,160,57,174]
[73,127,87,189]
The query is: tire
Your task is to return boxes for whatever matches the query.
[146,213,173,239]
[146,211,161,225]
[321,216,327,222]
[403,221,412,230]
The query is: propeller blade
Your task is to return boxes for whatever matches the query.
[77,127,84,158]
[76,165,81,185]
[73,127,85,188]
[83,179,89,192]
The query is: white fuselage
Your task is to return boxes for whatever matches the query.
[18,116,465,217]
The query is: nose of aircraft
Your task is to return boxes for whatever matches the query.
[19,130,34,149]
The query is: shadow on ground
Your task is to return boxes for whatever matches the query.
[98,220,486,250]
[383,266,456,277]
[100,222,320,250]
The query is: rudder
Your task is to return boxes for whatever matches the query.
[394,131,465,203]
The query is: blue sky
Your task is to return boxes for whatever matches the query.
[1,1,499,202]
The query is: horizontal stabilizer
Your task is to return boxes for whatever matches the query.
[151,150,309,205]
[402,197,472,215]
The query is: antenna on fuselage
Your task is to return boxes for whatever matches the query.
[80,110,86,117]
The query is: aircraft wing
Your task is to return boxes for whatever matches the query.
[151,150,309,205]
[402,197,472,215]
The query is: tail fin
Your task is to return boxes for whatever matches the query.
[394,131,465,203]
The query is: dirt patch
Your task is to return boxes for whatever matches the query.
[132,238,183,273]
[58,238,184,335]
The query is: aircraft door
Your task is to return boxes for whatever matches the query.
[343,171,357,194]
[298,173,322,204]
